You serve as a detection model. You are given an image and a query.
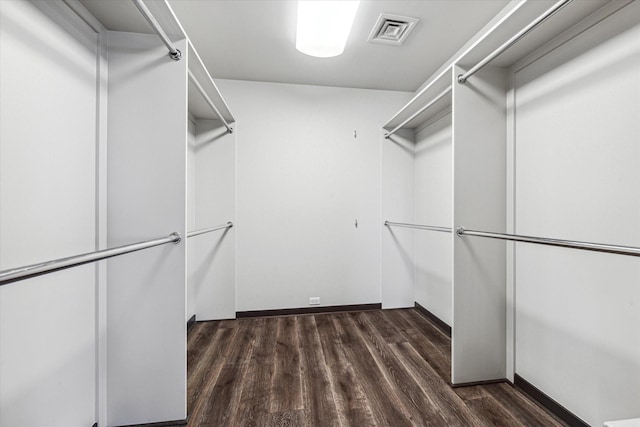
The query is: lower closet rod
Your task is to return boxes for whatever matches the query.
[385,221,452,233]
[187,221,233,238]
[0,232,182,286]
[456,227,640,257]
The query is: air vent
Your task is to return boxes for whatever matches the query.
[368,13,419,46]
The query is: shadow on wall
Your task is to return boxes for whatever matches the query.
[386,227,414,273]
[1,337,95,426]
[516,305,640,426]
[193,124,230,151]
[191,228,231,296]
[515,18,640,109]
[415,267,450,299]
[414,114,451,155]
[0,270,96,426]
[2,0,97,81]
[386,134,414,156]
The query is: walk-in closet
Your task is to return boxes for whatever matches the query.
[1,0,638,426]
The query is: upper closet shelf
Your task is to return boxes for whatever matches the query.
[383,68,452,135]
[383,0,624,136]
[132,0,187,48]
[133,0,182,60]
[455,0,620,76]
[129,0,236,125]
[187,42,235,126]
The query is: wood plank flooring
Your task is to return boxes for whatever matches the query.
[185,309,565,426]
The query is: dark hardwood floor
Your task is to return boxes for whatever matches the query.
[186,309,565,426]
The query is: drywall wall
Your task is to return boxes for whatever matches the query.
[188,119,236,320]
[382,128,415,309]
[0,1,98,426]
[414,113,453,325]
[215,80,411,312]
[514,3,640,425]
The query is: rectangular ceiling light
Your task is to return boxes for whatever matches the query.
[296,0,360,58]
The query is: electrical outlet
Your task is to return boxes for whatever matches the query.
[309,297,320,305]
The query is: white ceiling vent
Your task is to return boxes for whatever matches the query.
[368,13,419,46]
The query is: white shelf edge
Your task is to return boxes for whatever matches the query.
[383,67,452,132]
[384,0,613,134]
[382,0,530,132]
[455,0,612,69]
[152,0,235,123]
[187,42,236,123]
[146,0,188,41]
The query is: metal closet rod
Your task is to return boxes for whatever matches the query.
[384,86,452,139]
[187,221,233,238]
[457,0,572,84]
[188,70,234,134]
[456,227,640,257]
[0,232,181,286]
[132,0,182,60]
[385,221,452,234]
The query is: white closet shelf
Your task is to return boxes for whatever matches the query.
[133,0,187,44]
[383,69,451,133]
[383,0,620,135]
[139,0,236,124]
[80,0,235,124]
[147,0,236,124]
[187,42,235,123]
[456,0,617,71]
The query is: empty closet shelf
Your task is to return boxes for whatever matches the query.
[457,0,571,84]
[188,70,234,133]
[384,86,451,139]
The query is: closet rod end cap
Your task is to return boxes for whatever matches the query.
[169,49,182,61]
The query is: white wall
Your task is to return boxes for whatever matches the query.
[188,119,236,321]
[414,113,453,325]
[0,1,98,426]
[382,129,415,309]
[513,3,640,425]
[216,80,411,312]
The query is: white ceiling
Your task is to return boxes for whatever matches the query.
[80,0,511,92]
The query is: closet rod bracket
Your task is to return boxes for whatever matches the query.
[169,49,182,61]
[133,0,183,61]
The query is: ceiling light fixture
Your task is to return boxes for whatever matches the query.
[296,0,360,58]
